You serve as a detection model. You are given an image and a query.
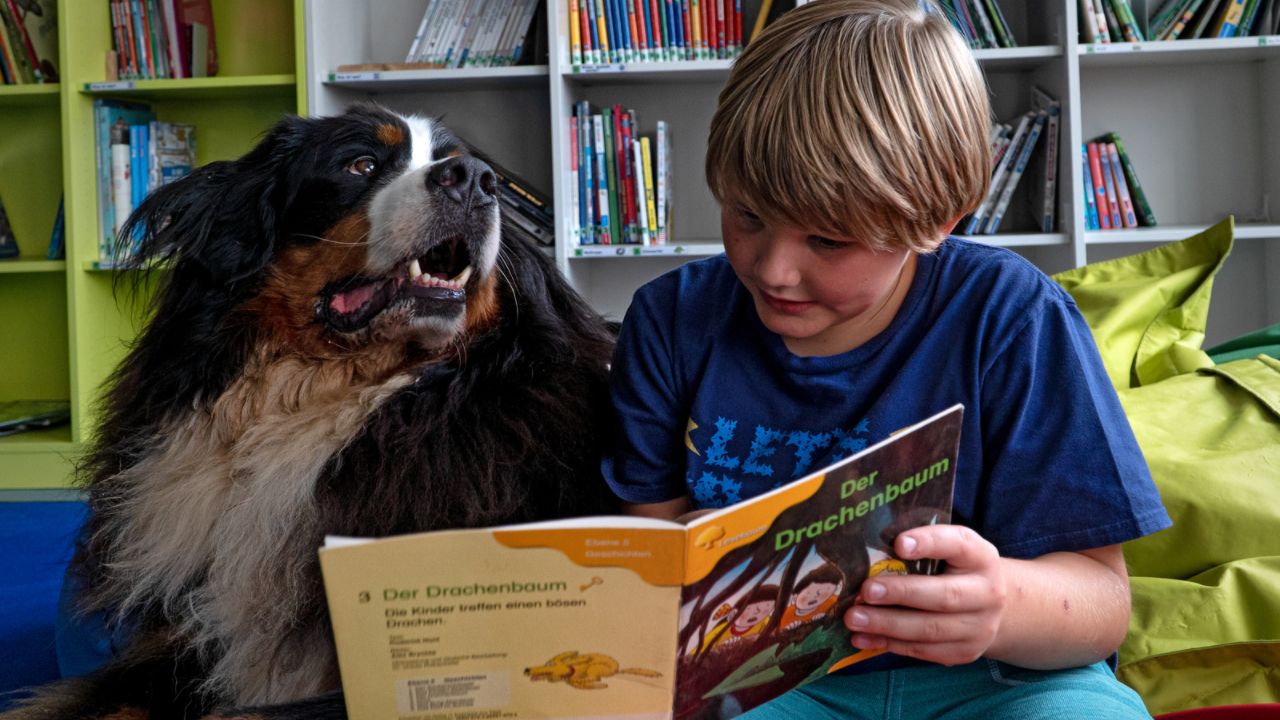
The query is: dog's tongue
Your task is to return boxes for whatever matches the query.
[329,282,380,315]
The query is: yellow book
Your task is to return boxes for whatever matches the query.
[750,0,774,43]
[322,406,964,720]
[595,0,610,60]
[641,136,658,241]
[690,0,705,59]
[569,0,582,64]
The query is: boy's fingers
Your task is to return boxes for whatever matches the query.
[850,632,987,667]
[896,524,998,571]
[858,573,995,612]
[845,605,991,643]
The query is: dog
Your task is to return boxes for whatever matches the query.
[5,104,619,719]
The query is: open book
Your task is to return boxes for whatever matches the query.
[320,404,963,720]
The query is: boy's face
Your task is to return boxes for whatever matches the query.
[795,581,838,613]
[734,599,774,629]
[722,204,920,357]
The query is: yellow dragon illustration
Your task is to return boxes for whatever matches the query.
[524,651,663,690]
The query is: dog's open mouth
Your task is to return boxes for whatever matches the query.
[319,236,473,332]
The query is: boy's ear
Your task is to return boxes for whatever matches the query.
[940,213,966,237]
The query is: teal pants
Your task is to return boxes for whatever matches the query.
[736,659,1151,719]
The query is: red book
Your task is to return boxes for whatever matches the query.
[1085,142,1111,230]
[648,0,664,58]
[178,0,218,77]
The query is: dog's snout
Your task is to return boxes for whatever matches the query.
[428,156,497,207]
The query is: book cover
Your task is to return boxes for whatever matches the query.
[1085,141,1112,229]
[1097,140,1123,229]
[1104,142,1138,228]
[178,0,218,76]
[1029,86,1061,233]
[983,110,1045,234]
[1212,0,1248,35]
[1106,132,1157,226]
[0,191,16,258]
[322,405,963,720]
[46,195,64,260]
[17,0,55,83]
[1081,145,1100,230]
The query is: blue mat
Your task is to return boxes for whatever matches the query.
[0,497,87,709]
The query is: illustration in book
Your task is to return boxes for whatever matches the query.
[321,405,963,720]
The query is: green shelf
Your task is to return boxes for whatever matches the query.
[0,260,65,274]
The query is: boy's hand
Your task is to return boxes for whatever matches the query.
[844,524,1006,666]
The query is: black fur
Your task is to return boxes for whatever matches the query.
[8,106,618,720]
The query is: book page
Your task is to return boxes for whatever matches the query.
[321,523,687,720]
[671,405,963,719]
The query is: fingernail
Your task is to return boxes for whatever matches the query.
[850,610,869,628]
[865,582,886,601]
[901,536,917,556]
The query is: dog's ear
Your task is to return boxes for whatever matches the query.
[116,115,311,284]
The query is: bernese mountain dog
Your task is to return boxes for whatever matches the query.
[6,104,618,720]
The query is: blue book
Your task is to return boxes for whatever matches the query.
[46,197,65,260]
[1081,145,1099,230]
[1098,144,1123,229]
[93,99,155,261]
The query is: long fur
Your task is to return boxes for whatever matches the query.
[5,105,617,719]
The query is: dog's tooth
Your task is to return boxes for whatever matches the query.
[409,259,423,279]
[453,266,472,286]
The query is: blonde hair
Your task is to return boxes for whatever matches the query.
[706,0,992,252]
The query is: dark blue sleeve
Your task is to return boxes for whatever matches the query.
[601,281,690,504]
[975,292,1172,559]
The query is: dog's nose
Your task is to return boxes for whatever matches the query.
[427,155,497,207]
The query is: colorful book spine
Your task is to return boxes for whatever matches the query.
[1081,145,1100,230]
[1105,143,1138,228]
[1164,0,1207,38]
[1107,132,1156,226]
[1097,141,1123,229]
[594,114,609,243]
[634,138,651,244]
[984,110,1045,234]
[1213,0,1248,35]
[1085,142,1111,229]
[655,121,668,244]
[570,115,580,244]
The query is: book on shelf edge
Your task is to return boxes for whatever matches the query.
[321,405,964,720]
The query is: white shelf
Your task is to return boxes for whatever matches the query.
[324,65,550,91]
[1079,36,1280,67]
[564,60,735,83]
[958,233,1071,247]
[1084,224,1280,245]
[973,45,1064,68]
[571,242,723,258]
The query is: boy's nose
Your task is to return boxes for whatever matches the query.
[754,239,803,289]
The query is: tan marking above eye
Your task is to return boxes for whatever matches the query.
[376,123,405,146]
[347,156,377,176]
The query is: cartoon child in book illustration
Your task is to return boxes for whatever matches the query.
[699,584,780,653]
[778,563,845,631]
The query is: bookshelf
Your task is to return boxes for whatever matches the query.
[3,0,1278,488]
[0,0,303,489]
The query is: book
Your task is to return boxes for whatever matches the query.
[1097,140,1123,229]
[1030,86,1061,233]
[1081,145,1100,230]
[1212,0,1248,35]
[46,195,64,260]
[1104,142,1138,228]
[0,191,16,258]
[1105,131,1157,226]
[964,110,1031,235]
[1085,141,1112,229]
[321,405,964,720]
[17,0,56,83]
[0,399,70,436]
[983,109,1045,234]
[93,98,156,262]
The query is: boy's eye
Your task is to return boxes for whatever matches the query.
[736,207,763,226]
[810,235,852,251]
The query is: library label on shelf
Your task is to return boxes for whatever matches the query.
[574,244,690,257]
[330,72,383,82]
[1083,43,1144,54]
[85,81,139,91]
[572,64,630,74]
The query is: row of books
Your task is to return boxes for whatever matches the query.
[0,0,56,84]
[93,100,197,263]
[567,0,746,65]
[0,195,64,260]
[1145,0,1280,40]
[484,157,556,247]
[571,102,671,246]
[107,0,218,80]
[1082,133,1156,231]
[938,0,1019,49]
[1079,0,1146,42]
[963,87,1061,235]
[404,0,542,68]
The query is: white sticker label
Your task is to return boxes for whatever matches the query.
[396,673,511,714]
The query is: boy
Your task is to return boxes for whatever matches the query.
[698,584,782,654]
[778,564,844,631]
[602,0,1170,717]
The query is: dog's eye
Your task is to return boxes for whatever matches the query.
[347,156,377,176]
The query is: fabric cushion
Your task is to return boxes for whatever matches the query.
[1207,323,1280,364]
[1051,218,1233,389]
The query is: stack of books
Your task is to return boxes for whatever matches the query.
[567,0,746,65]
[938,0,1018,49]
[1081,133,1156,232]
[963,87,1061,235]
[0,0,58,84]
[1144,0,1279,40]
[571,103,671,246]
[107,0,217,80]
[93,99,197,263]
[484,157,554,247]
[404,0,542,68]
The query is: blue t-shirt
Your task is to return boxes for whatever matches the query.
[604,239,1171,562]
